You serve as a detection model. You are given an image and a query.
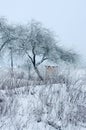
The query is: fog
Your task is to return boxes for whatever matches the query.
[0,0,86,65]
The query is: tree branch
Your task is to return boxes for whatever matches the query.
[25,51,33,63]
[32,46,36,66]
[0,37,17,51]
[36,55,48,66]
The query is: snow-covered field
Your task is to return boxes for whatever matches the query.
[0,82,86,130]
[0,67,86,130]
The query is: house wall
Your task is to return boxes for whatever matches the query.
[45,66,58,81]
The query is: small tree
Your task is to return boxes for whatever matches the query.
[21,59,32,80]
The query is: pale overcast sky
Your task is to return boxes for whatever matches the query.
[0,0,86,63]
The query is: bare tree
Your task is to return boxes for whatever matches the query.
[21,59,32,80]
[15,20,78,80]
[0,18,78,80]
[0,18,18,76]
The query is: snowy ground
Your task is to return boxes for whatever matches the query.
[0,82,86,130]
[0,65,86,130]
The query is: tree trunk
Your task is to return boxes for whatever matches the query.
[33,64,43,81]
[9,47,14,88]
[10,47,14,77]
[28,65,31,80]
[26,49,43,81]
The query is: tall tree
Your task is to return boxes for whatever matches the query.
[16,20,78,80]
[0,18,18,75]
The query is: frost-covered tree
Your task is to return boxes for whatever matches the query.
[16,20,78,80]
[0,18,18,75]
[0,18,78,80]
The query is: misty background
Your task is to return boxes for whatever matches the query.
[0,0,86,66]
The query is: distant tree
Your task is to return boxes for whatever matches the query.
[21,59,32,80]
[0,18,18,76]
